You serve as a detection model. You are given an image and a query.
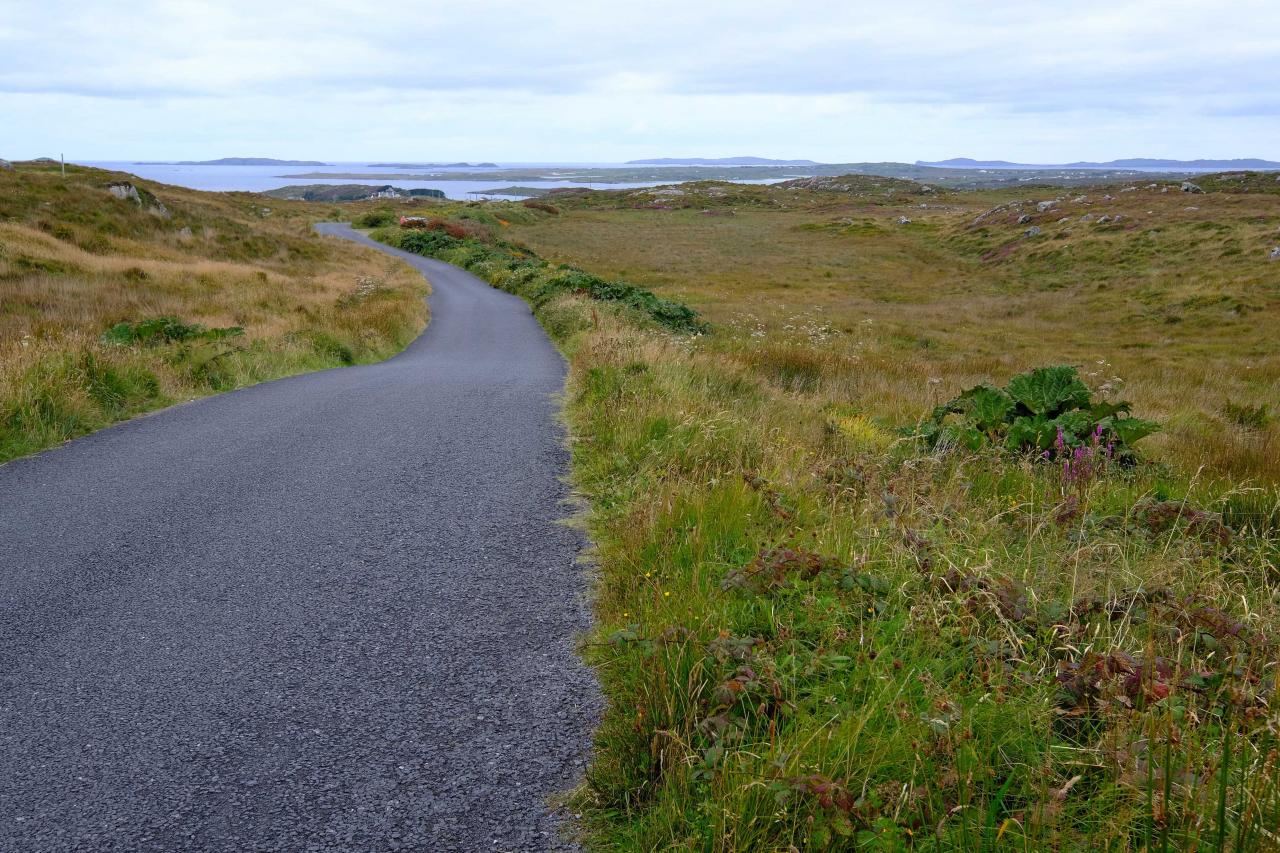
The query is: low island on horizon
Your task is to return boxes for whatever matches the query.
[135,157,330,166]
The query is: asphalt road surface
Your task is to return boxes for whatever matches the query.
[0,223,599,851]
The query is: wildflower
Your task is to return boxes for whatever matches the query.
[663,591,671,597]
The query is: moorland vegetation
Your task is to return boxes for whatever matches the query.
[362,171,1279,850]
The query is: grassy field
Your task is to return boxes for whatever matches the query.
[0,162,428,462]
[372,176,1279,850]
[6,160,1276,848]
[512,177,1280,484]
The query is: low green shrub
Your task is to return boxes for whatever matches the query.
[376,223,707,334]
[101,316,244,347]
[353,210,398,228]
[913,364,1159,459]
[1221,400,1271,430]
[521,199,560,215]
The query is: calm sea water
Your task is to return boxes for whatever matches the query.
[77,161,784,200]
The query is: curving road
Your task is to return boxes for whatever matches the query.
[0,223,599,851]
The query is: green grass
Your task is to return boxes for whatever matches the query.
[561,338,1278,850]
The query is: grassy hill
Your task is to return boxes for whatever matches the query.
[360,176,1279,850]
[0,162,427,462]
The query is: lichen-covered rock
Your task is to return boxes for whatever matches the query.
[106,181,169,217]
[1025,225,1043,237]
[1180,181,1203,193]
[108,182,142,203]
[1270,247,1280,261]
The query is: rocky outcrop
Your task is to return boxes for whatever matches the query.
[0,159,13,171]
[107,181,170,218]
[108,182,142,203]
[969,201,1027,226]
[1180,181,1204,193]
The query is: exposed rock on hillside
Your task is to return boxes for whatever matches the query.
[108,182,142,203]
[107,181,170,218]
[778,174,926,195]
[0,159,13,171]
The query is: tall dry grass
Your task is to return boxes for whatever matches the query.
[0,165,428,461]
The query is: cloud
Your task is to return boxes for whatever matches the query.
[1,0,1276,160]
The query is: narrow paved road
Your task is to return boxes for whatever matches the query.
[0,223,599,851]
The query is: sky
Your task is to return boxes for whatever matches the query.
[1,0,1277,163]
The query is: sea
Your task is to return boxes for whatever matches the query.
[75,161,784,200]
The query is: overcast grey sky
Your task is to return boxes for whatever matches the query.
[1,0,1276,162]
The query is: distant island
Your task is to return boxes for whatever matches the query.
[368,162,499,169]
[626,157,821,166]
[260,184,446,201]
[137,157,329,166]
[277,161,1236,190]
[477,186,555,198]
[919,157,1280,171]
